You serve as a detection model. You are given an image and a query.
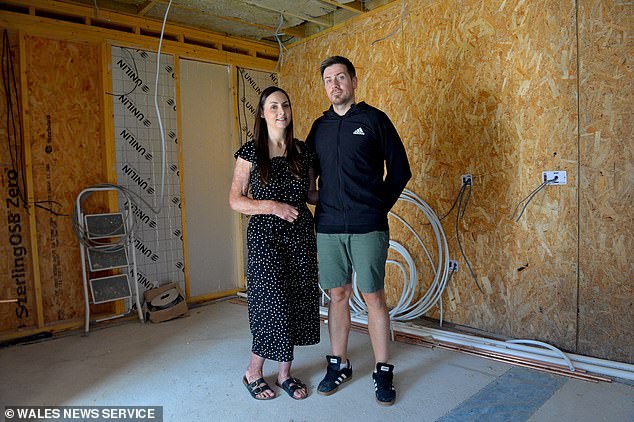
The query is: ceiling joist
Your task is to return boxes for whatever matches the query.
[317,0,365,14]
[138,0,306,38]
[44,0,397,43]
[136,0,158,17]
[245,1,333,28]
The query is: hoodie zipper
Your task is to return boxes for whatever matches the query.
[336,117,347,232]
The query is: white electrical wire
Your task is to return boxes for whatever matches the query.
[389,189,450,321]
[506,339,575,372]
[322,308,634,380]
[311,190,632,380]
[274,13,288,72]
[371,0,407,45]
[153,0,173,212]
[321,188,451,323]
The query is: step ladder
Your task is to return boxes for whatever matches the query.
[75,186,144,333]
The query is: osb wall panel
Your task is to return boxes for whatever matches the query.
[25,35,106,324]
[0,29,37,331]
[282,0,581,353]
[578,0,633,363]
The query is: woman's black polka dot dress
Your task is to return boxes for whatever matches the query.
[234,140,320,363]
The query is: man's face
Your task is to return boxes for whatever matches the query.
[322,63,357,106]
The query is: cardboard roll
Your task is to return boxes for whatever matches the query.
[150,288,180,309]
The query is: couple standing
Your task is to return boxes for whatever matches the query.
[229,56,411,405]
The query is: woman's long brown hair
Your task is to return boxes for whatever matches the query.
[253,86,302,185]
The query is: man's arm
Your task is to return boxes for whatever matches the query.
[380,113,412,211]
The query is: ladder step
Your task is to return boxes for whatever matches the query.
[84,212,126,239]
[87,245,129,271]
[89,274,131,304]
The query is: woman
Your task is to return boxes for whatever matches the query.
[229,86,319,400]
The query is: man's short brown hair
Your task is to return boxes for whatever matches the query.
[320,56,356,78]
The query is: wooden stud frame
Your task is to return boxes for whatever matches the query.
[0,0,274,340]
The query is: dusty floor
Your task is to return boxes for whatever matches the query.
[1,300,633,422]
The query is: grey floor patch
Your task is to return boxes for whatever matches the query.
[437,366,567,422]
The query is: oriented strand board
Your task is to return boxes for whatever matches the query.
[0,29,37,331]
[282,0,582,355]
[25,35,106,324]
[577,0,633,363]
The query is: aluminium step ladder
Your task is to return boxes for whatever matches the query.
[75,186,144,333]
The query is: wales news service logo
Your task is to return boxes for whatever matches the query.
[4,405,163,421]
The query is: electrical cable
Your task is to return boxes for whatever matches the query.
[4,30,86,218]
[72,184,142,252]
[460,181,472,219]
[34,201,68,217]
[3,30,67,217]
[274,13,288,72]
[329,308,634,381]
[511,180,547,221]
[424,183,466,225]
[320,188,451,323]
[455,182,483,293]
[392,189,450,320]
[153,0,173,213]
[512,178,556,222]
[106,48,140,97]
[2,29,27,210]
[73,181,169,246]
[371,0,407,45]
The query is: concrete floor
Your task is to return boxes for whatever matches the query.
[1,300,633,422]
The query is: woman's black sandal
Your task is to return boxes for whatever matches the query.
[243,376,275,400]
[276,377,308,400]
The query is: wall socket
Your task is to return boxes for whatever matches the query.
[461,174,472,186]
[448,260,459,272]
[542,170,567,185]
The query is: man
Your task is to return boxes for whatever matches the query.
[306,56,411,406]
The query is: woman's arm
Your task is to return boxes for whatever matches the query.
[307,166,319,205]
[229,157,299,222]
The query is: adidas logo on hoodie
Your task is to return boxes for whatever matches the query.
[353,127,365,135]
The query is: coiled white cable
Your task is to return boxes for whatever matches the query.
[321,188,450,322]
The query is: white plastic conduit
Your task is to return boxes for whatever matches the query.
[321,310,634,380]
[316,189,634,381]
[323,188,450,322]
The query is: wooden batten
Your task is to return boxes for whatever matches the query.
[0,30,39,332]
[18,30,45,329]
[99,41,124,316]
[173,54,192,301]
[229,65,247,289]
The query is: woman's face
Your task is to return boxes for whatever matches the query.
[261,91,291,131]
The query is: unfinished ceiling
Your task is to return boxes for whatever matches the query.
[61,0,397,44]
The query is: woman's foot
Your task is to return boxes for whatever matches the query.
[244,372,275,399]
[276,376,307,400]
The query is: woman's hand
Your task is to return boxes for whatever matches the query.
[272,201,299,223]
[229,157,299,222]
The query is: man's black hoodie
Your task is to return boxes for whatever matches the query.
[306,102,411,234]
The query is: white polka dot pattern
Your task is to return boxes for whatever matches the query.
[234,140,320,362]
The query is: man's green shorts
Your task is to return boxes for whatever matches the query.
[316,231,389,293]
